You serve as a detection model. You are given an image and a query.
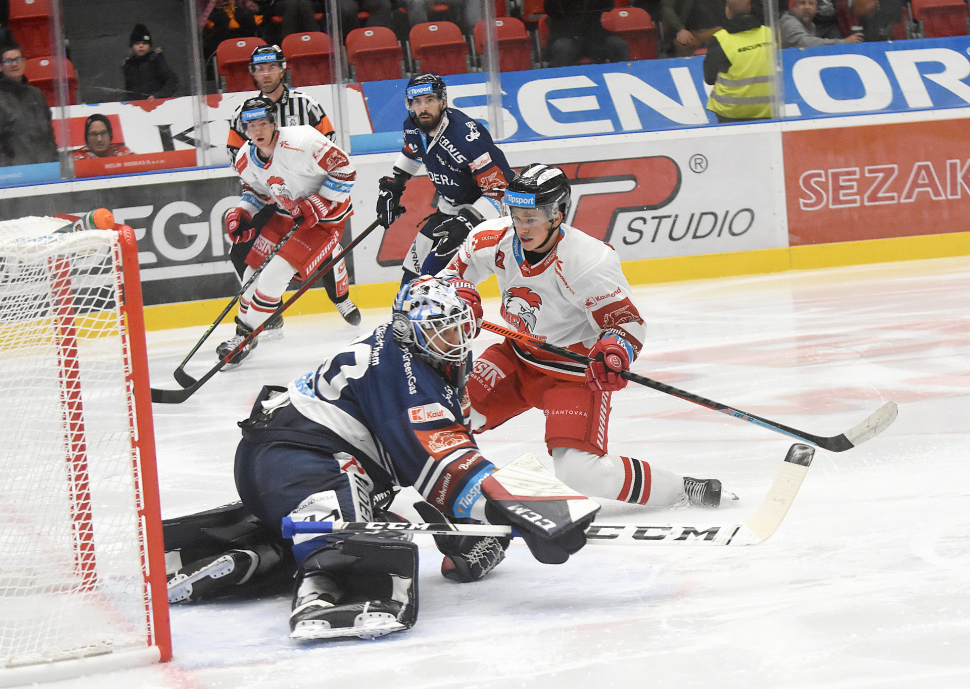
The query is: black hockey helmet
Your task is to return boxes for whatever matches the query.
[250,44,286,73]
[405,73,447,113]
[240,96,277,126]
[503,164,572,221]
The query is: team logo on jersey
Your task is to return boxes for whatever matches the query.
[286,115,299,126]
[597,299,643,329]
[408,403,453,424]
[266,175,294,203]
[465,121,481,142]
[501,286,542,333]
[279,140,304,152]
[426,429,470,454]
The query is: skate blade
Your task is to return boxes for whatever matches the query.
[167,555,235,603]
[290,613,405,641]
[259,329,284,342]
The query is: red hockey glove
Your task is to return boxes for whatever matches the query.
[224,207,254,244]
[585,334,632,392]
[444,276,482,337]
[291,194,334,226]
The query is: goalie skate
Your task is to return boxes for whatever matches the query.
[167,549,258,603]
[289,600,407,640]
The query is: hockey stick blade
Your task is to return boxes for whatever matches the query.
[281,444,814,547]
[481,321,897,452]
[151,220,381,404]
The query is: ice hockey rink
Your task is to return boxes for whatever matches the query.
[53,254,970,689]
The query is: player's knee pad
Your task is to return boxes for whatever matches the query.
[289,534,419,640]
[551,446,622,499]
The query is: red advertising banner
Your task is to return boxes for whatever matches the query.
[73,150,198,178]
[783,118,970,245]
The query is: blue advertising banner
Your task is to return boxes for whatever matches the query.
[359,36,970,148]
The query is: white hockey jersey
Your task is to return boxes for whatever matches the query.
[234,125,355,223]
[440,218,646,378]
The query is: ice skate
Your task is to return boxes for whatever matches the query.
[217,317,257,369]
[168,549,259,603]
[335,296,361,326]
[679,477,738,508]
[289,599,407,640]
[260,314,284,341]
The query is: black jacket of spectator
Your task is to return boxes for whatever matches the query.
[123,49,179,100]
[0,74,58,167]
[544,0,616,42]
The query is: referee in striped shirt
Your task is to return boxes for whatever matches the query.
[226,44,361,326]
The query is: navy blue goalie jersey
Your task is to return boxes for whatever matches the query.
[286,323,495,519]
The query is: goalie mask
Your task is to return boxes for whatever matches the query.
[392,276,475,388]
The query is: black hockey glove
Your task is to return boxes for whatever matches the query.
[413,502,509,583]
[376,174,407,228]
[430,209,480,258]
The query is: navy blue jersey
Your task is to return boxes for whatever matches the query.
[396,109,512,218]
[283,323,494,520]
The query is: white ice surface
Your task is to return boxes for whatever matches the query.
[44,256,970,688]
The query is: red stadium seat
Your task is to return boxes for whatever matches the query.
[8,0,55,59]
[521,0,544,24]
[215,37,267,93]
[473,18,532,72]
[281,32,333,86]
[24,56,77,106]
[600,7,658,61]
[409,21,469,75]
[910,0,969,37]
[346,27,404,83]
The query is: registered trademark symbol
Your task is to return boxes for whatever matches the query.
[689,154,708,173]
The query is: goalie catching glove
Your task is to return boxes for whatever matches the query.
[413,501,509,583]
[481,453,600,565]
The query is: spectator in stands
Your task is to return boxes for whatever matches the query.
[661,0,726,56]
[202,0,261,61]
[543,0,630,68]
[399,0,482,33]
[71,115,134,160]
[850,0,902,42]
[123,24,179,100]
[781,0,862,46]
[704,0,771,122]
[0,42,58,167]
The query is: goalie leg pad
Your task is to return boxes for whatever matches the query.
[167,542,284,603]
[482,453,600,565]
[289,534,419,640]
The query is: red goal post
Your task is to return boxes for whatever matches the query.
[0,216,170,685]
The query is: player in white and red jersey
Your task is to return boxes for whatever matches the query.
[440,164,730,509]
[218,96,356,368]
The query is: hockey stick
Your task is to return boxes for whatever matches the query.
[150,219,381,404]
[171,216,304,388]
[481,321,897,453]
[281,443,814,546]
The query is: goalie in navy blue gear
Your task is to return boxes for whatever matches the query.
[163,276,599,641]
[376,73,513,284]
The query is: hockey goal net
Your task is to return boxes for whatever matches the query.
[0,217,170,685]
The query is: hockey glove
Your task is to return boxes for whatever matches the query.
[224,207,254,244]
[585,333,633,392]
[291,194,334,227]
[376,175,407,228]
[430,209,479,258]
[413,502,509,583]
[444,276,483,337]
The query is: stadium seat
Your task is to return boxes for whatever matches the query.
[345,27,404,83]
[521,0,544,25]
[600,6,658,61]
[409,21,469,75]
[281,32,333,86]
[473,18,532,72]
[910,0,969,37]
[215,37,267,93]
[8,0,55,59]
[24,56,77,107]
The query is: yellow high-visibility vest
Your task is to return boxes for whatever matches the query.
[707,25,772,120]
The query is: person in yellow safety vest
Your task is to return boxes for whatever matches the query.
[703,0,772,122]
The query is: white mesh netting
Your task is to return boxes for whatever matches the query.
[0,217,155,670]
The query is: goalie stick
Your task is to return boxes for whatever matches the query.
[150,219,380,404]
[171,215,304,388]
[481,321,897,453]
[282,443,814,547]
